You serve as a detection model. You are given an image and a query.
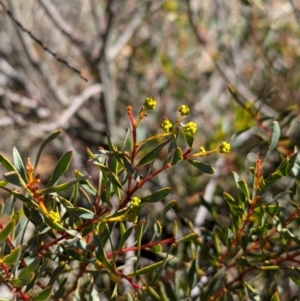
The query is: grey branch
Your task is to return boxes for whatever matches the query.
[35,83,102,132]
[38,0,84,46]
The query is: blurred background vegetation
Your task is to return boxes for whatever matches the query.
[1,0,300,298]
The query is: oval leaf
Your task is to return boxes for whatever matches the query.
[3,246,21,266]
[171,147,183,165]
[66,207,94,220]
[47,150,73,187]
[0,221,14,242]
[13,146,28,183]
[34,130,61,169]
[0,154,16,172]
[137,139,171,166]
[161,200,177,219]
[141,187,171,203]
[183,131,194,148]
[4,171,26,188]
[32,286,52,301]
[264,121,280,160]
[188,160,215,174]
[37,176,88,194]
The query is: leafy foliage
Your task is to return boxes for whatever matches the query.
[0,97,300,300]
[0,1,300,300]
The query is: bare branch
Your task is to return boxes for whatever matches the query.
[38,0,85,46]
[107,10,145,61]
[89,0,106,36]
[35,83,102,132]
[0,88,38,109]
[95,0,117,64]
[0,0,88,82]
[108,1,163,62]
[3,0,71,106]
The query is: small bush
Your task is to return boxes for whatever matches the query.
[0,100,299,301]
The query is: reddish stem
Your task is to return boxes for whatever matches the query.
[106,237,176,258]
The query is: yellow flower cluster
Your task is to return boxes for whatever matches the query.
[160,119,173,132]
[219,141,231,153]
[47,211,60,224]
[178,105,190,116]
[144,97,157,110]
[127,197,141,223]
[183,122,197,135]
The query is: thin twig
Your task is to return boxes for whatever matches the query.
[32,83,102,132]
[38,0,84,46]
[0,0,88,82]
[107,9,146,62]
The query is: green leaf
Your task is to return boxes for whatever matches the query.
[3,246,21,266]
[273,191,290,203]
[53,276,67,299]
[127,260,164,277]
[261,153,298,192]
[13,146,28,183]
[34,129,61,169]
[176,233,198,243]
[47,150,73,187]
[0,153,16,172]
[74,170,97,195]
[9,273,35,286]
[0,221,15,242]
[290,276,300,287]
[171,147,183,165]
[0,187,34,205]
[4,171,26,188]
[188,259,196,289]
[19,257,41,278]
[0,180,8,187]
[141,187,171,203]
[254,205,282,216]
[110,157,121,200]
[183,131,194,148]
[65,207,95,220]
[107,132,118,152]
[135,220,145,271]
[32,287,52,301]
[201,268,227,300]
[237,180,250,201]
[264,121,280,160]
[145,287,161,300]
[164,281,177,301]
[37,176,88,194]
[64,229,82,238]
[14,216,29,245]
[93,233,115,273]
[137,139,171,166]
[188,160,215,174]
[48,264,65,286]
[161,200,177,219]
[243,281,261,301]
[117,225,135,251]
[29,262,48,292]
[116,154,140,182]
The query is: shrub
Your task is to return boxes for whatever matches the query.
[0,99,299,301]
